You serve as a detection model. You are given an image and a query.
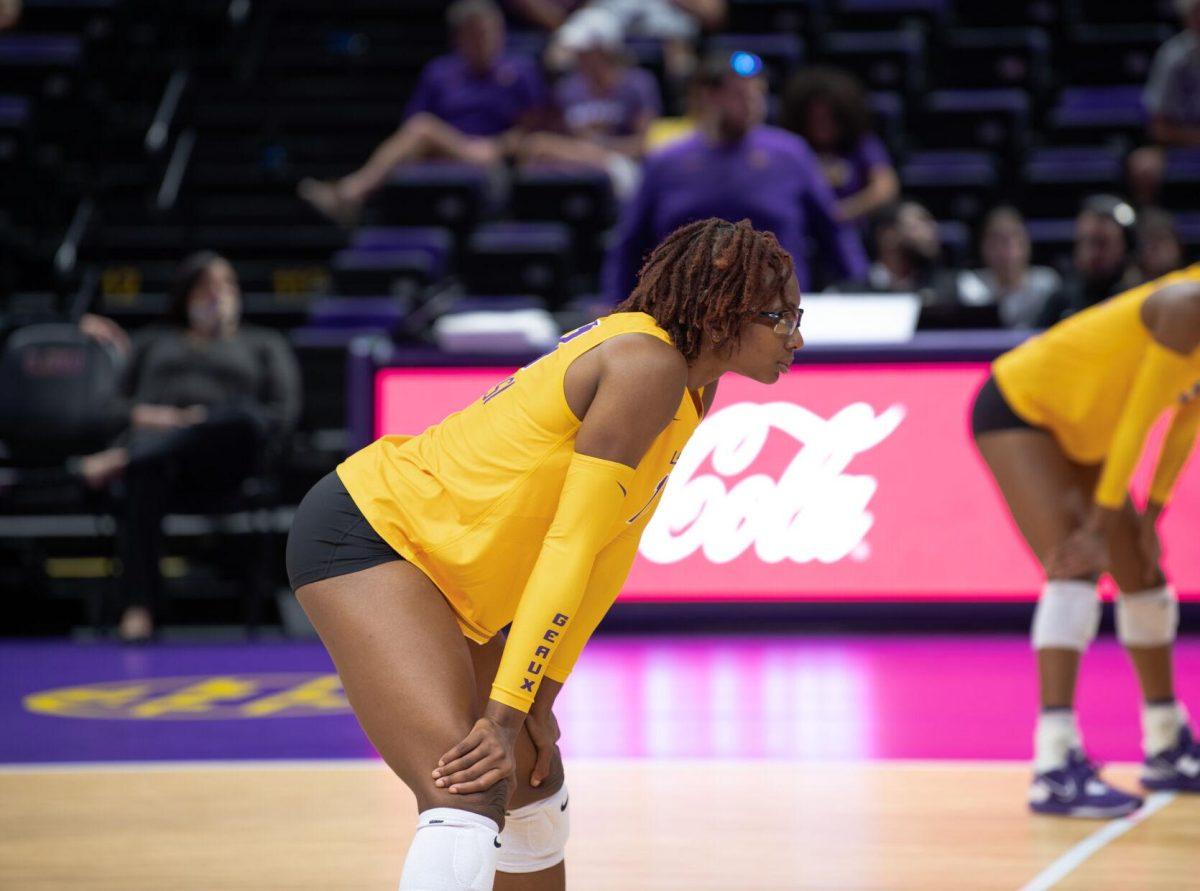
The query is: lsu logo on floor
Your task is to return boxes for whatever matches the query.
[23,673,351,719]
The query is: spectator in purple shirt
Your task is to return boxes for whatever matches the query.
[603,52,868,299]
[515,7,660,196]
[780,67,899,225]
[299,0,547,226]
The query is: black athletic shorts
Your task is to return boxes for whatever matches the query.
[970,374,1039,437]
[286,471,403,591]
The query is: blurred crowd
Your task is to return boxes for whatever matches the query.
[296,0,1199,329]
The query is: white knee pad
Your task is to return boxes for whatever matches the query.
[1032,580,1101,651]
[1116,585,1178,648]
[399,808,499,891]
[496,784,570,874]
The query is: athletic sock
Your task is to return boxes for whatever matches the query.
[1143,700,1187,758]
[1034,708,1081,773]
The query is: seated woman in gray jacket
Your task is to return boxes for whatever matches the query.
[81,252,301,641]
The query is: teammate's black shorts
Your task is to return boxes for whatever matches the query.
[970,374,1040,437]
[286,470,403,591]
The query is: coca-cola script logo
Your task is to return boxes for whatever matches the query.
[641,401,906,565]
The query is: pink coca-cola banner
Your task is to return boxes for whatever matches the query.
[375,365,1200,601]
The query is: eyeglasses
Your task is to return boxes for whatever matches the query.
[754,308,803,337]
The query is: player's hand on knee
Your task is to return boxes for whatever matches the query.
[526,706,561,788]
[1047,527,1107,579]
[433,717,518,795]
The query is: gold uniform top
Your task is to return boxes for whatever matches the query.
[992,263,1200,509]
[336,312,703,710]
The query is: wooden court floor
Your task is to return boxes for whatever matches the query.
[2,760,1197,890]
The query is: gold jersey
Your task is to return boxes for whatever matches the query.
[337,312,702,646]
[992,264,1200,507]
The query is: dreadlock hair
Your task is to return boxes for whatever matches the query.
[615,218,795,362]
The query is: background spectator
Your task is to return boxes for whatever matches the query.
[956,207,1060,329]
[1037,195,1138,326]
[1134,207,1186,282]
[552,0,727,103]
[298,0,547,226]
[518,8,659,197]
[842,201,952,297]
[0,0,20,30]
[603,51,867,300]
[80,253,301,642]
[1126,0,1200,206]
[780,67,899,225]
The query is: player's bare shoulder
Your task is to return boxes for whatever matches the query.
[1144,280,1200,354]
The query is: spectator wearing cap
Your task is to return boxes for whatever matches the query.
[1127,0,1200,206]
[1037,195,1140,326]
[603,51,868,299]
[299,0,547,226]
[956,207,1061,329]
[780,67,899,225]
[516,8,660,197]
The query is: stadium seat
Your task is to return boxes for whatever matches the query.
[1025,218,1077,268]
[952,0,1059,30]
[1061,24,1174,87]
[462,222,573,307]
[1046,86,1146,147]
[1021,147,1124,218]
[901,151,999,226]
[817,30,927,98]
[371,163,493,239]
[726,0,812,35]
[1160,149,1200,213]
[915,89,1030,162]
[934,28,1051,98]
[331,250,434,297]
[1065,0,1176,27]
[832,0,949,33]
[0,34,82,94]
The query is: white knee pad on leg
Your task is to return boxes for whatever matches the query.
[1116,585,1178,648]
[399,808,499,891]
[496,784,570,874]
[1032,580,1101,651]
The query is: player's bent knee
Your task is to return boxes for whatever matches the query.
[1032,580,1100,651]
[416,778,510,832]
[496,784,570,874]
[1116,585,1178,648]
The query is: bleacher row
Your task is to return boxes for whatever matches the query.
[5,0,1200,365]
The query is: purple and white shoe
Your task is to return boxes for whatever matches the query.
[1142,726,1200,792]
[1029,750,1143,818]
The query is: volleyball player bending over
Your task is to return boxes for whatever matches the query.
[973,263,1200,818]
[286,218,804,889]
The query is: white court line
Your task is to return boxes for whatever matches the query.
[1017,792,1177,891]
